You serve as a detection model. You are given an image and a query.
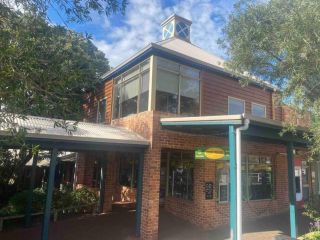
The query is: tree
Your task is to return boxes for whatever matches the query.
[4,0,127,23]
[220,0,320,155]
[0,6,109,123]
[0,6,110,200]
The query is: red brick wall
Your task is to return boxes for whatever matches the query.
[111,111,291,238]
[201,71,274,118]
[152,111,289,229]
[112,111,160,240]
[75,152,95,188]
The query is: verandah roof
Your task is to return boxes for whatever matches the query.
[160,114,308,146]
[0,115,149,151]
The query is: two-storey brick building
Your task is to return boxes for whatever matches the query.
[75,14,312,240]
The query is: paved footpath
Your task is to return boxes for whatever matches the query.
[0,208,310,240]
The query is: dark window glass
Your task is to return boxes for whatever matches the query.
[139,71,149,112]
[180,77,200,116]
[121,77,139,117]
[118,154,138,188]
[113,84,120,119]
[92,160,101,188]
[156,69,179,113]
[247,155,273,200]
[97,98,106,123]
[168,150,194,201]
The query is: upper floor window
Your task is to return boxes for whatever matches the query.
[228,97,245,115]
[97,98,107,123]
[251,103,266,118]
[156,58,200,116]
[112,60,150,119]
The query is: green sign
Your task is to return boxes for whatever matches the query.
[195,147,229,160]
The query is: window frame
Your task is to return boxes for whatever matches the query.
[156,57,200,116]
[251,102,267,118]
[228,96,245,115]
[112,59,150,119]
[97,97,107,123]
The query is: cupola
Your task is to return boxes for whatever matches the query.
[161,14,192,42]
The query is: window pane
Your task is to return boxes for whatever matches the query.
[121,77,138,117]
[228,98,245,114]
[112,84,120,119]
[118,154,138,188]
[252,103,266,118]
[141,60,150,72]
[168,150,194,201]
[139,71,149,112]
[157,58,179,72]
[123,66,139,81]
[248,155,273,200]
[156,69,179,113]
[180,77,200,116]
[97,98,106,123]
[216,161,229,203]
[180,65,199,79]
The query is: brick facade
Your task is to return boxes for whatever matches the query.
[79,56,311,240]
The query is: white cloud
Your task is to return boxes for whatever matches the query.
[93,0,234,67]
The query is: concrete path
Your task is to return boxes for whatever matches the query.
[0,208,311,240]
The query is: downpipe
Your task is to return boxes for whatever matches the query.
[236,116,250,240]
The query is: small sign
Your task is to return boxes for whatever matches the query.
[195,147,229,160]
[205,182,214,200]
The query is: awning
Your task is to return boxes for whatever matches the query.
[0,115,149,151]
[160,114,308,146]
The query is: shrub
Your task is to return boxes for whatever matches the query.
[299,231,320,240]
[71,186,98,207]
[0,188,46,216]
[0,186,98,217]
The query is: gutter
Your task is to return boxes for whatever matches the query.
[236,115,250,240]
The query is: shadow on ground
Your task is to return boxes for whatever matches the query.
[0,207,311,240]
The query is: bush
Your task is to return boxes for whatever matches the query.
[0,188,46,216]
[299,231,320,240]
[71,186,98,206]
[0,186,98,217]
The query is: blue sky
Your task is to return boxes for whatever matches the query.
[48,0,237,67]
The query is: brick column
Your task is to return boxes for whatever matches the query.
[140,147,161,240]
[75,152,96,188]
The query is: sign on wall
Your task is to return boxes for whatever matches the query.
[195,147,229,160]
[204,182,214,200]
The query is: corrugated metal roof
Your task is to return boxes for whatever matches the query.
[157,38,225,70]
[0,115,149,146]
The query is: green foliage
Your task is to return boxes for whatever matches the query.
[0,188,46,216]
[220,0,320,155]
[304,197,320,222]
[0,7,109,122]
[0,186,98,217]
[71,187,98,206]
[6,0,127,23]
[299,231,320,240]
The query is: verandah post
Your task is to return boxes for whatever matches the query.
[25,151,38,227]
[41,148,58,240]
[229,125,237,240]
[135,151,144,237]
[287,141,297,239]
[98,158,107,213]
